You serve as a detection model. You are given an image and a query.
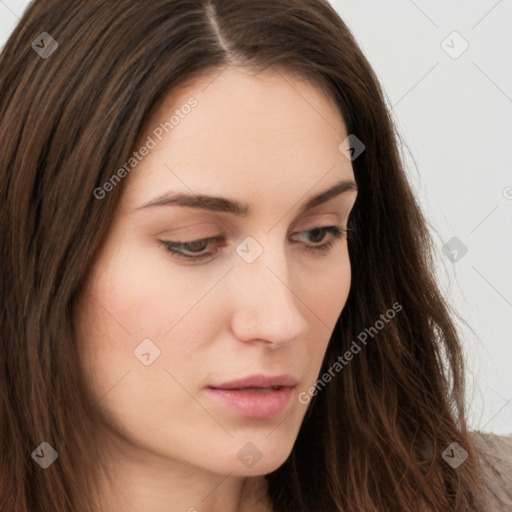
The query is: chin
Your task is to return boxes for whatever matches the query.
[223,438,296,477]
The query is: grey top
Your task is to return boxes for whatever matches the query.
[472,430,512,510]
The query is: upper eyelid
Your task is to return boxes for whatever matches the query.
[168,223,342,243]
[156,206,350,236]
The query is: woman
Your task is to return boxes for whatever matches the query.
[0,1,510,511]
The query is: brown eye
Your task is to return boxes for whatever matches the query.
[290,225,348,254]
[307,227,329,244]
[183,239,210,253]
[160,236,223,261]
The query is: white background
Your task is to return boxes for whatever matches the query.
[1,0,511,435]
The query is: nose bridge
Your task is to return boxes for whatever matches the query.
[229,237,308,343]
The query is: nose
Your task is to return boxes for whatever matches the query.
[229,248,310,348]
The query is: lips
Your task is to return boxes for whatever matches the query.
[210,374,298,390]
[206,374,298,419]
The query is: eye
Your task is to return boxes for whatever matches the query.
[290,225,349,254]
[160,225,350,263]
[160,236,224,262]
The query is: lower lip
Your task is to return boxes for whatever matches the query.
[205,386,295,419]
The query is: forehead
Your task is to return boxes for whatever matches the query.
[123,66,353,209]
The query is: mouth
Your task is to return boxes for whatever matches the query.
[210,374,298,389]
[205,374,298,419]
[226,386,284,393]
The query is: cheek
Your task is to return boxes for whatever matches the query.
[84,242,204,340]
[74,262,203,421]
[308,253,351,347]
[306,251,351,327]
[76,242,231,374]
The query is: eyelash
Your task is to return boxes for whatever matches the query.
[160,225,352,262]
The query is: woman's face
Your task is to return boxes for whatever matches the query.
[75,66,357,478]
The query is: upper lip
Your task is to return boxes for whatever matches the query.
[209,374,298,389]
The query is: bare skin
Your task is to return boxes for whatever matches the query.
[75,65,357,512]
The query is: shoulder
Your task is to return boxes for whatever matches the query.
[470,430,512,510]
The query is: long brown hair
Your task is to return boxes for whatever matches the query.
[0,0,486,510]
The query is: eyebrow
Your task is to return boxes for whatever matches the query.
[136,179,358,217]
